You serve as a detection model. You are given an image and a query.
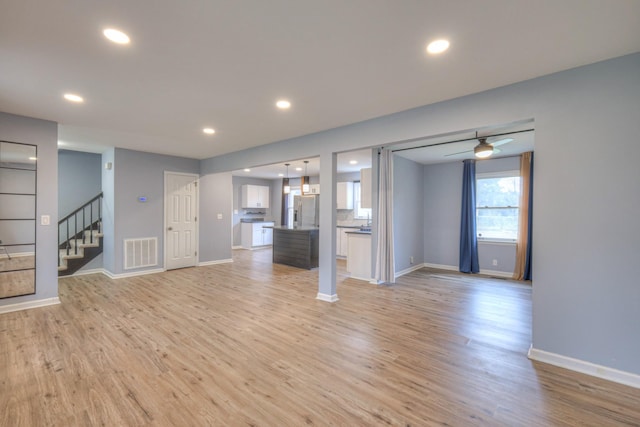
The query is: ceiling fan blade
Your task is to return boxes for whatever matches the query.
[489,138,513,147]
[444,148,473,157]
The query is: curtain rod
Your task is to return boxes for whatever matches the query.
[390,128,534,153]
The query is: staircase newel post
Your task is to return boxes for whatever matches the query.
[90,202,94,244]
[66,220,70,256]
[83,208,86,244]
[74,212,78,255]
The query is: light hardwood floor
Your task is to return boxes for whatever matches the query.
[1,248,639,426]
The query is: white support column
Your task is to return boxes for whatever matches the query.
[317,151,338,302]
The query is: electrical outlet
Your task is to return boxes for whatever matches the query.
[410,256,414,264]
[492,259,498,266]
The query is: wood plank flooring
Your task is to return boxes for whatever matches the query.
[1,248,639,426]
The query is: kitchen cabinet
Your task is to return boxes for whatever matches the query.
[308,184,320,194]
[272,226,319,270]
[360,168,372,209]
[336,182,354,210]
[241,221,274,249]
[336,228,350,257]
[241,184,270,209]
[347,231,372,281]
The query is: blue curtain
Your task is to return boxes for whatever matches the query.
[459,159,479,273]
[523,153,534,280]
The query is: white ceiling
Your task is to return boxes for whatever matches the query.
[1,1,639,160]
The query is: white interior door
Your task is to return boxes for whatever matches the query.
[165,172,198,270]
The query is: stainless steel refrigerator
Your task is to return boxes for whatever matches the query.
[294,195,319,227]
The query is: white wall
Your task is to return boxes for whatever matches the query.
[198,53,640,375]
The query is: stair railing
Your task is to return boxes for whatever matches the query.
[58,193,103,267]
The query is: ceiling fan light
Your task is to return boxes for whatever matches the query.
[474,141,493,158]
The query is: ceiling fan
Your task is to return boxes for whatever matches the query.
[444,136,514,158]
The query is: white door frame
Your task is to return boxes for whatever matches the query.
[164,171,199,270]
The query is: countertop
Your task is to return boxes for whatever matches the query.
[267,225,319,231]
[240,218,274,223]
[345,230,372,235]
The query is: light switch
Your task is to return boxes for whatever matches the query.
[217,213,223,220]
[41,215,50,225]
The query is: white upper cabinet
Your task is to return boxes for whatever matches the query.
[308,184,320,194]
[241,184,270,209]
[336,181,354,210]
[360,168,372,209]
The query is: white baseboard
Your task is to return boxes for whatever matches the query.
[423,262,458,271]
[58,268,105,278]
[198,258,233,267]
[316,293,339,303]
[528,346,640,389]
[423,262,514,278]
[0,297,61,314]
[103,268,165,279]
[395,263,425,278]
[480,269,514,278]
[232,245,243,250]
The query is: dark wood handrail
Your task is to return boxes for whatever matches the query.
[58,192,103,225]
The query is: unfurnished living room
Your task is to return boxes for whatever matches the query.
[1,1,640,425]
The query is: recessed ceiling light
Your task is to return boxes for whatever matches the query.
[244,168,251,172]
[29,157,37,161]
[203,127,215,135]
[276,99,291,109]
[295,167,302,171]
[349,160,358,165]
[278,173,284,177]
[426,39,450,54]
[103,28,130,44]
[64,93,84,103]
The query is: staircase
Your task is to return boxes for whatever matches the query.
[58,193,103,276]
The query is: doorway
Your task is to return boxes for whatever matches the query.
[164,172,199,270]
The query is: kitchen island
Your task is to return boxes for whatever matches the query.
[270,226,319,270]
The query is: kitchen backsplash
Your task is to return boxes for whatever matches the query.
[336,209,369,226]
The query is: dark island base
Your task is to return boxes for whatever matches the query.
[272,227,319,270]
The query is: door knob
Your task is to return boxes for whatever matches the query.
[167,227,173,231]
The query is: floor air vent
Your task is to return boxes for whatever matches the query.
[124,237,158,270]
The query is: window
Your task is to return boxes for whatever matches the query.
[353,181,372,220]
[476,171,520,242]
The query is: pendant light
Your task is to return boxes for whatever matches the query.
[302,160,310,194]
[283,163,291,194]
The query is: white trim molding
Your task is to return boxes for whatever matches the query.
[316,293,339,303]
[0,297,61,314]
[528,346,640,389]
[198,258,233,267]
[423,262,514,278]
[395,263,425,279]
[58,268,105,278]
[103,268,165,279]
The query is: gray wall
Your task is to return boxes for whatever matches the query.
[199,172,233,263]
[109,148,199,274]
[198,53,640,375]
[58,150,102,218]
[0,111,58,307]
[393,155,425,273]
[421,156,520,274]
[423,161,462,267]
[101,148,116,273]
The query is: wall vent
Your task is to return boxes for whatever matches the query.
[124,237,158,270]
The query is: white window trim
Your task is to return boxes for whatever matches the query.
[476,170,520,243]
